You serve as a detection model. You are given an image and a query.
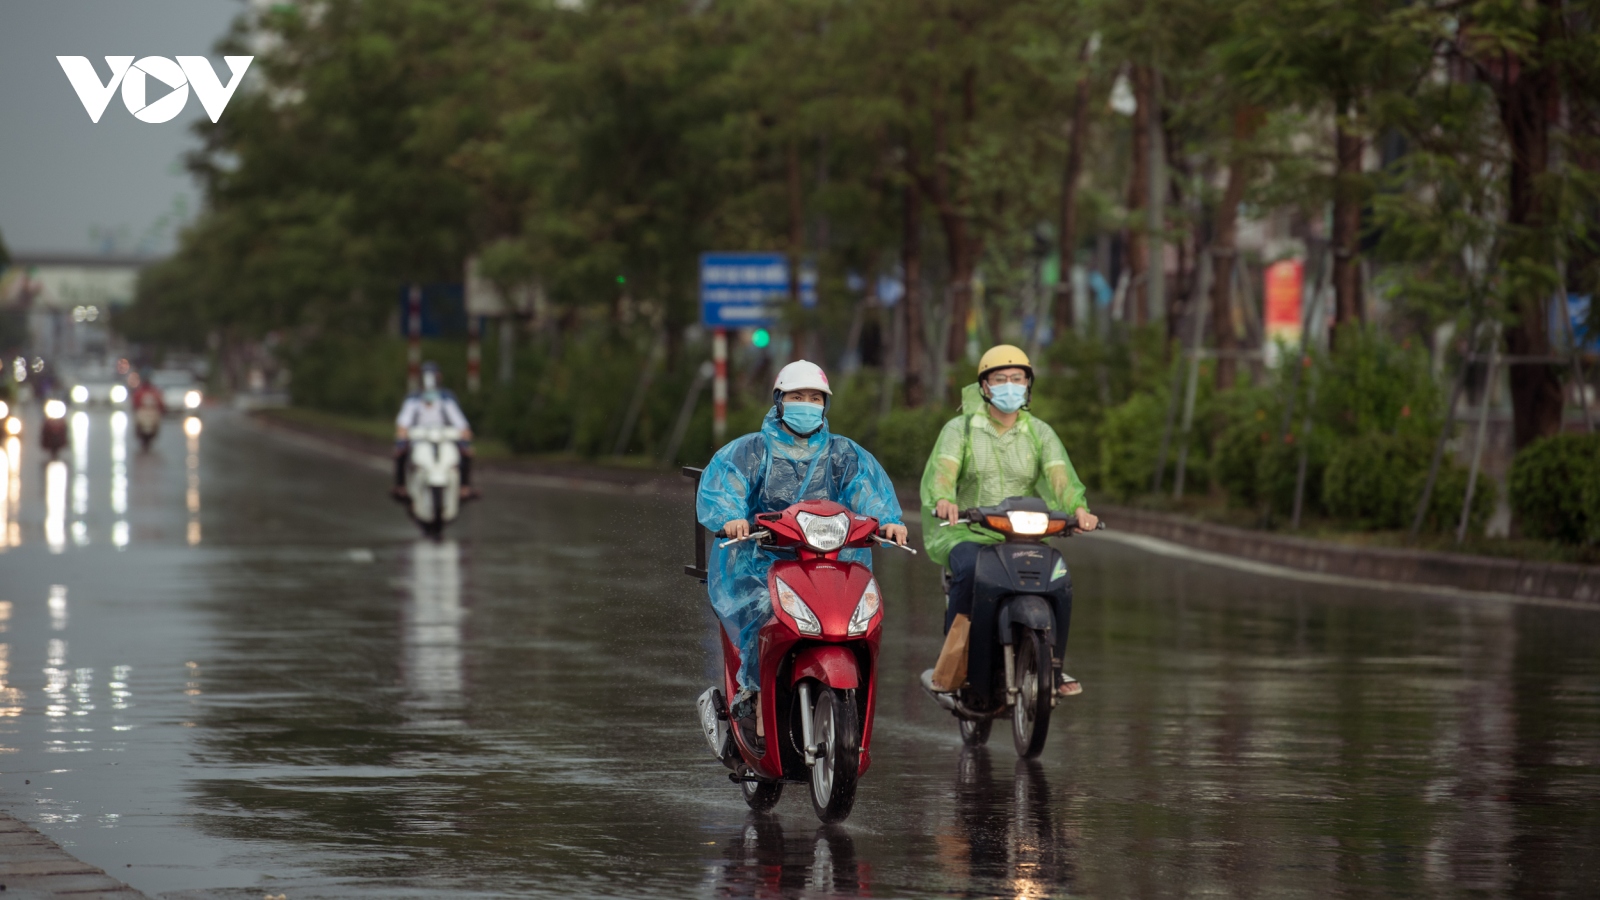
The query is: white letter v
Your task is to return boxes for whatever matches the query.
[177,56,253,123]
[57,56,134,123]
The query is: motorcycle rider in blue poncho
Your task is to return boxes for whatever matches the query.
[696,360,908,727]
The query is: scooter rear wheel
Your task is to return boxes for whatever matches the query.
[1012,628,1053,758]
[740,767,783,812]
[810,689,860,823]
[959,717,992,747]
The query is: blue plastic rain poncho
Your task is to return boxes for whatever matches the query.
[696,409,904,691]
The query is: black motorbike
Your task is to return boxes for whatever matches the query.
[923,496,1101,758]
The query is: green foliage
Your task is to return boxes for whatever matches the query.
[1509,434,1600,545]
[1322,433,1494,534]
[1410,464,1495,537]
[1323,434,1430,529]
[873,406,953,482]
[1314,325,1441,439]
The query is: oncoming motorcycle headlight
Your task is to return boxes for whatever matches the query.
[848,577,881,636]
[1006,510,1051,536]
[795,511,849,552]
[44,400,67,420]
[775,577,821,635]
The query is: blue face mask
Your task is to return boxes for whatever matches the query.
[781,401,826,435]
[422,390,440,404]
[988,383,1027,413]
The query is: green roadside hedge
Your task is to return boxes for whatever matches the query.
[1510,433,1600,544]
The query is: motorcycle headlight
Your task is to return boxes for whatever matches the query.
[1006,510,1051,536]
[71,385,89,404]
[848,577,881,636]
[184,390,202,409]
[775,577,821,635]
[5,417,21,435]
[44,400,67,419]
[795,511,849,552]
[0,400,8,419]
[110,385,128,403]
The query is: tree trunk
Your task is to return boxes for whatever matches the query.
[943,223,976,365]
[1125,65,1151,326]
[1054,51,1093,339]
[1209,173,1248,387]
[902,160,926,408]
[1211,109,1260,389]
[1496,0,1565,450]
[1331,119,1364,343]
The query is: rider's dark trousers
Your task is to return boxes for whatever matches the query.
[944,540,984,632]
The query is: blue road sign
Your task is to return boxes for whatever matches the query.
[700,252,817,328]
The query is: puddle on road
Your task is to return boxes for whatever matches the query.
[0,412,1595,898]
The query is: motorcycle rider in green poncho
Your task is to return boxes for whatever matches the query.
[920,344,1097,696]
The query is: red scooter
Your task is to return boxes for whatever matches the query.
[685,472,910,823]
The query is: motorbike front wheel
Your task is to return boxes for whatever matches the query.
[959,717,992,747]
[1012,628,1053,758]
[422,486,446,539]
[740,766,783,812]
[809,688,860,823]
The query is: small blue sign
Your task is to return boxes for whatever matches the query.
[1570,294,1595,350]
[700,252,817,327]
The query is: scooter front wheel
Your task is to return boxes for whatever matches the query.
[740,766,783,812]
[810,688,860,823]
[1012,628,1053,758]
[959,717,992,747]
[423,486,446,539]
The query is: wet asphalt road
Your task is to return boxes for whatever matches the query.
[0,408,1596,899]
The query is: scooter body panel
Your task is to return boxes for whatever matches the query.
[721,555,882,782]
[965,543,1072,706]
[407,439,461,525]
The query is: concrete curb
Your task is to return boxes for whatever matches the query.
[0,812,147,898]
[1099,505,1600,608]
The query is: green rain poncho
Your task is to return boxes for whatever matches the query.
[919,383,1091,567]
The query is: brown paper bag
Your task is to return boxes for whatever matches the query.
[931,613,971,691]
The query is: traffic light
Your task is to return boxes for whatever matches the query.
[751,328,771,349]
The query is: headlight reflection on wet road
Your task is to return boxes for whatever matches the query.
[185,417,201,545]
[404,539,464,718]
[44,460,67,553]
[3,436,18,547]
[110,410,128,517]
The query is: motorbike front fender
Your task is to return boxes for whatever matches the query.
[998,594,1055,642]
[790,644,860,690]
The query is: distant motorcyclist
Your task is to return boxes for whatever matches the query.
[393,362,476,501]
[696,360,907,728]
[130,373,165,415]
[920,345,1097,696]
[130,371,165,450]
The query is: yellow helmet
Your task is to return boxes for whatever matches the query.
[977,344,1033,383]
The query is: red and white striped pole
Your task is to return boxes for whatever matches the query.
[712,328,728,446]
[406,285,423,393]
[466,314,482,394]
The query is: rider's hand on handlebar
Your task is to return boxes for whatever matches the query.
[723,519,751,540]
[880,523,909,546]
[1074,508,1099,531]
[934,499,961,526]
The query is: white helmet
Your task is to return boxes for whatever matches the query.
[773,360,832,397]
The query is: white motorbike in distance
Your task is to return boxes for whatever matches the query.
[404,426,464,539]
